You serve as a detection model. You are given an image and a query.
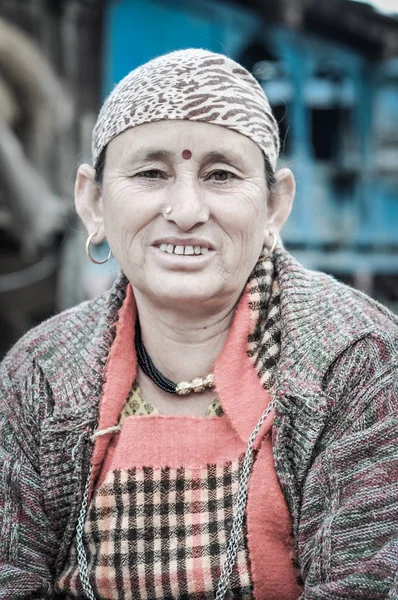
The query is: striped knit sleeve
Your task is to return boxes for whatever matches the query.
[297,332,398,599]
[0,355,57,599]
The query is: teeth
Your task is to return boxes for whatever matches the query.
[159,244,210,255]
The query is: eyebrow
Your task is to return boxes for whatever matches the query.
[200,150,246,169]
[128,149,176,164]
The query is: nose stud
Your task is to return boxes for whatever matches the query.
[165,206,172,215]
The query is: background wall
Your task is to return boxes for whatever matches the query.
[0,0,397,358]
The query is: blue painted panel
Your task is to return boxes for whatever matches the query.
[104,0,220,93]
[103,0,258,97]
[103,0,398,273]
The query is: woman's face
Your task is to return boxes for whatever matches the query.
[77,120,294,310]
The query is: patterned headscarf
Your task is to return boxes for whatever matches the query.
[92,48,280,170]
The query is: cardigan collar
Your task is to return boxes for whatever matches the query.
[87,245,379,399]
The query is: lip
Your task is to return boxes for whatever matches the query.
[151,245,213,270]
[152,237,214,250]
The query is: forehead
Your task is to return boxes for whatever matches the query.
[106,119,263,165]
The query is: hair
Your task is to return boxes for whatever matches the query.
[94,145,276,191]
[263,155,276,190]
[94,146,107,186]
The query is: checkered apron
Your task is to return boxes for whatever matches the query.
[56,257,283,599]
[58,457,253,599]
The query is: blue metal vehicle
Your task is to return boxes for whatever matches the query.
[103,0,398,291]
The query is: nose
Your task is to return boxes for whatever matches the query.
[165,180,209,231]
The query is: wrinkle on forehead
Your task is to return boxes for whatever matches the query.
[106,120,264,172]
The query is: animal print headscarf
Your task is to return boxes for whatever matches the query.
[92,48,280,170]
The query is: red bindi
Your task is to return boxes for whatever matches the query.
[182,149,192,160]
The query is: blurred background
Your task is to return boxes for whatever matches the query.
[0,0,397,358]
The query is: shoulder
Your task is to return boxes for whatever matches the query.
[0,275,128,412]
[291,263,398,426]
[281,249,397,327]
[275,249,398,377]
[2,292,107,376]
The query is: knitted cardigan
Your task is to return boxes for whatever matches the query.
[0,248,397,599]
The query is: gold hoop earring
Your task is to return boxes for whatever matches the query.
[259,231,277,262]
[85,231,112,264]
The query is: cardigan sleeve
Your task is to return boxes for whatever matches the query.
[0,355,58,599]
[298,332,398,599]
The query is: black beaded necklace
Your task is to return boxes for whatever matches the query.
[135,319,215,396]
[135,319,176,394]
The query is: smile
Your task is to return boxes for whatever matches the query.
[158,244,210,256]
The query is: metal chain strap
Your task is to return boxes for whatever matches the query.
[215,397,276,600]
[76,464,97,600]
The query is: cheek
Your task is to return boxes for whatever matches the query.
[102,183,159,248]
[216,189,267,240]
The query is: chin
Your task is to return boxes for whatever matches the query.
[130,264,244,309]
[153,285,217,306]
[138,276,224,309]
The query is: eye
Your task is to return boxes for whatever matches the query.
[136,169,167,179]
[207,169,237,182]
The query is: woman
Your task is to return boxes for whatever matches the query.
[0,49,397,600]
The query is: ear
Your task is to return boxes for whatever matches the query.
[75,164,105,243]
[264,168,295,243]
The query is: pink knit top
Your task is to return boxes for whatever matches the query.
[57,284,301,599]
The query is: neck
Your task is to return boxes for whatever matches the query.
[133,290,239,383]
